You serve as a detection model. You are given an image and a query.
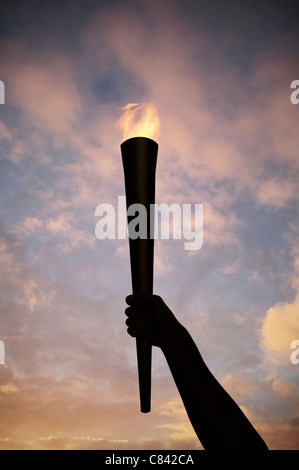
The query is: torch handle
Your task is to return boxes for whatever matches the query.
[136,336,152,413]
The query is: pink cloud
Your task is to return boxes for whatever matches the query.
[82,6,299,212]
[7,55,82,133]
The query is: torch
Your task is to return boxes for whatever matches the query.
[118,103,160,413]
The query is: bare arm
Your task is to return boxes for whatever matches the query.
[125,292,268,450]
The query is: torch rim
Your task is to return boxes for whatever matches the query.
[120,136,159,147]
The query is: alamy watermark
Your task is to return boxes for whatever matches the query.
[0,340,4,365]
[95,196,203,251]
[290,340,299,365]
[0,80,5,104]
[290,80,299,105]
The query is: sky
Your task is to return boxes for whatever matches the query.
[0,0,299,450]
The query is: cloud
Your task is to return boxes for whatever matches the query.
[0,0,298,451]
[6,54,82,133]
[221,373,256,401]
[0,121,12,141]
[272,378,298,399]
[0,382,19,394]
[260,295,299,366]
[86,1,299,218]
[21,217,43,235]
[157,399,201,446]
[260,240,299,366]
[255,179,298,208]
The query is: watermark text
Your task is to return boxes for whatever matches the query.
[0,340,5,364]
[95,196,203,251]
[290,80,299,104]
[290,340,299,365]
[0,80,4,104]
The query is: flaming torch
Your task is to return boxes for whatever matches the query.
[117,103,160,413]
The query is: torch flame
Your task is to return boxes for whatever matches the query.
[117,102,160,142]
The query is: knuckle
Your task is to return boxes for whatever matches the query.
[125,307,132,316]
[153,294,163,304]
[127,327,136,337]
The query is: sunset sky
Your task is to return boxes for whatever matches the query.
[0,0,299,450]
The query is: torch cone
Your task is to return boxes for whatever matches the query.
[121,136,158,413]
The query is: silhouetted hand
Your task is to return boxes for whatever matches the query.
[125,292,183,349]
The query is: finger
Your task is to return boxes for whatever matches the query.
[125,292,152,307]
[125,317,152,329]
[125,292,162,307]
[127,327,150,338]
[125,307,151,319]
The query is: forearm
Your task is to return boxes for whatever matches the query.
[161,324,268,450]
